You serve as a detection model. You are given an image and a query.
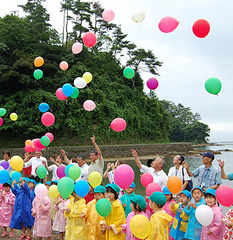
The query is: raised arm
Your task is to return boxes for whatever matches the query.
[60,149,71,165]
[103,163,112,179]
[182,161,193,177]
[91,136,102,160]
[49,157,61,168]
[217,159,229,179]
[131,149,142,169]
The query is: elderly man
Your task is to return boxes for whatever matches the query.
[131,149,168,189]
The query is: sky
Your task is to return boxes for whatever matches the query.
[1,0,233,142]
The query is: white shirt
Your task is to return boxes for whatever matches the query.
[0,159,14,174]
[88,157,104,177]
[140,164,168,189]
[168,165,191,182]
[77,163,89,182]
[48,164,65,181]
[24,156,47,177]
[107,170,115,184]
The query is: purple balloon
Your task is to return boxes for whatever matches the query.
[56,165,66,179]
[1,161,9,170]
[147,78,159,90]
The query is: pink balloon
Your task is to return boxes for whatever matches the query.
[34,138,45,151]
[140,173,154,187]
[110,118,127,132]
[158,17,179,33]
[59,61,69,71]
[35,184,48,199]
[72,42,83,54]
[147,78,159,90]
[0,117,3,126]
[45,132,54,143]
[114,164,134,189]
[83,32,97,48]
[57,165,66,179]
[146,183,162,196]
[25,145,35,153]
[56,88,67,100]
[216,185,233,207]
[102,9,115,22]
[83,100,96,111]
[41,112,55,127]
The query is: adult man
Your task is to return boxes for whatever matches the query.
[131,149,168,189]
[0,151,13,174]
[183,151,221,191]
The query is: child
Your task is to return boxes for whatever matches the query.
[183,186,205,240]
[201,189,225,239]
[148,191,173,240]
[32,194,52,240]
[120,182,136,217]
[100,184,126,240]
[10,178,34,240]
[145,197,153,219]
[170,190,191,240]
[121,195,148,240]
[0,180,15,238]
[223,204,233,239]
[64,191,87,240]
[28,179,36,202]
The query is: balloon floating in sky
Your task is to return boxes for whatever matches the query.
[0,108,7,117]
[74,77,87,89]
[10,113,18,121]
[123,67,135,79]
[56,88,67,100]
[45,132,54,143]
[83,100,96,112]
[41,112,55,127]
[102,9,115,22]
[34,56,44,67]
[147,78,159,90]
[132,10,146,23]
[192,19,210,38]
[72,42,83,54]
[25,144,35,153]
[70,87,79,99]
[38,103,49,113]
[82,72,92,84]
[62,83,73,97]
[205,77,222,95]
[110,118,127,132]
[60,61,69,71]
[40,136,50,147]
[82,32,97,48]
[33,69,43,80]
[158,17,179,33]
[0,118,3,126]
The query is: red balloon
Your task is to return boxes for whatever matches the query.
[140,173,153,187]
[83,32,97,48]
[216,185,233,207]
[25,145,35,153]
[110,118,127,132]
[41,112,55,127]
[33,138,44,151]
[146,183,162,196]
[56,88,67,100]
[45,132,54,143]
[192,19,210,38]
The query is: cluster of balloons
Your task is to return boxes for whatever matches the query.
[34,57,44,80]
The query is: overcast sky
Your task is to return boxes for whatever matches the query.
[1,0,233,142]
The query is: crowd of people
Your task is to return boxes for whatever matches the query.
[0,138,233,240]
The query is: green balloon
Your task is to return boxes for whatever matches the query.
[40,136,50,147]
[70,87,79,99]
[96,198,112,217]
[123,67,135,79]
[33,69,43,80]
[69,165,81,181]
[58,177,74,199]
[36,166,47,179]
[0,108,7,117]
[205,77,222,95]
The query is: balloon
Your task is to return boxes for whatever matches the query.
[69,165,81,180]
[25,139,32,146]
[167,176,182,194]
[58,177,74,199]
[0,108,7,117]
[10,156,24,172]
[102,9,115,22]
[88,171,102,188]
[40,136,50,147]
[216,185,233,207]
[205,77,222,95]
[33,138,45,151]
[45,132,54,143]
[56,88,67,100]
[25,145,35,153]
[132,10,146,23]
[60,61,69,71]
[41,112,55,127]
[146,183,162,196]
[83,100,96,112]
[158,17,179,33]
[1,161,9,170]
[57,165,66,179]
[35,184,48,199]
[48,185,59,199]
[0,170,10,184]
[11,171,22,182]
[0,117,3,126]
[195,205,214,226]
[34,56,44,67]
[74,180,89,198]
[33,69,43,80]
[36,166,47,179]
[10,113,18,121]
[192,19,210,38]
[96,199,112,217]
[110,118,127,132]
[130,214,151,239]
[123,67,135,79]
[140,173,153,187]
[147,78,159,90]
[74,77,87,89]
[114,164,134,189]
[72,42,83,54]
[62,83,73,97]
[70,87,79,99]
[82,32,97,48]
[65,164,73,177]
[82,72,92,84]
[39,103,49,113]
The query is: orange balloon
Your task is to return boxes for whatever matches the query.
[25,139,32,146]
[59,61,69,71]
[167,176,182,194]
[34,56,44,67]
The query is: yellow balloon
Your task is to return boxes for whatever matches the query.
[48,185,59,199]
[10,156,24,172]
[130,215,151,239]
[10,113,18,121]
[82,72,92,84]
[88,171,102,188]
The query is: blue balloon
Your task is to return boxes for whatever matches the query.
[38,103,49,113]
[62,83,73,97]
[0,170,10,184]
[11,171,22,183]
[74,180,89,198]
[65,164,74,177]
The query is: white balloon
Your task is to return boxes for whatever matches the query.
[195,205,214,226]
[132,10,146,23]
[83,100,96,111]
[74,77,87,89]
